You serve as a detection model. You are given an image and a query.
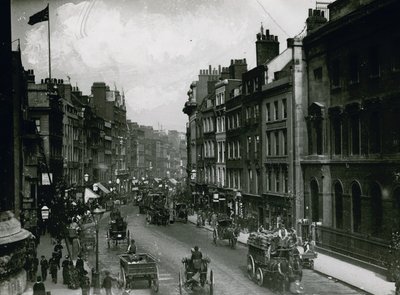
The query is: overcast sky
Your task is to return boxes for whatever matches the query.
[11,0,316,132]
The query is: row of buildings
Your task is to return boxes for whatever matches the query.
[9,56,187,237]
[183,0,400,269]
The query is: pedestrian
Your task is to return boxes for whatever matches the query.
[49,253,59,283]
[54,240,63,268]
[80,270,91,295]
[75,254,85,275]
[39,255,48,281]
[33,276,46,295]
[24,254,32,281]
[126,239,136,255]
[62,256,71,285]
[101,270,116,295]
[31,255,39,282]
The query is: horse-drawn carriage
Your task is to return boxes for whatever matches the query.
[179,255,213,294]
[174,203,188,223]
[212,217,240,248]
[118,253,159,292]
[107,209,130,248]
[247,228,303,293]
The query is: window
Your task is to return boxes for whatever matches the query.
[254,135,260,153]
[266,169,272,191]
[35,119,41,133]
[283,169,288,193]
[227,142,231,159]
[350,114,360,155]
[332,116,342,155]
[331,59,340,88]
[275,131,280,155]
[266,132,271,156]
[266,103,271,122]
[274,101,279,120]
[254,105,260,119]
[369,111,381,153]
[237,141,241,158]
[282,99,287,119]
[275,168,280,192]
[247,136,252,157]
[236,113,240,127]
[232,142,236,159]
[369,47,380,77]
[349,53,359,84]
[314,67,322,81]
[248,169,253,192]
[282,130,287,155]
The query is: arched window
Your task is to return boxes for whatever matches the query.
[369,182,382,236]
[311,179,320,222]
[334,182,344,229]
[352,182,362,233]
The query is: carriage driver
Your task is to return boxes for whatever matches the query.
[191,246,203,272]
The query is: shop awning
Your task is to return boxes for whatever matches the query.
[84,188,100,203]
[94,182,110,194]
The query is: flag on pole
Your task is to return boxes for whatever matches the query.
[28,5,49,25]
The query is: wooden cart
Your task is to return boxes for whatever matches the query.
[179,256,213,295]
[212,218,239,248]
[119,253,159,292]
[247,243,303,293]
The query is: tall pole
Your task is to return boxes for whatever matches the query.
[47,3,51,79]
[94,222,100,295]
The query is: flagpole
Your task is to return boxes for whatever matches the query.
[47,3,51,80]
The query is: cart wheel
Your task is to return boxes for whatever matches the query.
[213,230,217,245]
[152,265,159,292]
[255,267,264,286]
[210,269,214,295]
[247,255,255,280]
[120,267,126,289]
[178,271,183,295]
[152,279,159,292]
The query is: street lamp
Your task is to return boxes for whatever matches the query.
[84,173,89,183]
[92,206,105,295]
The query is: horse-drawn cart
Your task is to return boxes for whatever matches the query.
[119,253,159,292]
[107,211,130,248]
[213,217,239,248]
[247,229,303,293]
[179,256,213,294]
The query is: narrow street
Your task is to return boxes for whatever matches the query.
[86,204,366,295]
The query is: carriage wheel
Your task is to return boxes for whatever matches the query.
[120,267,126,289]
[209,269,214,295]
[152,265,160,292]
[213,230,217,245]
[247,255,255,280]
[107,232,110,248]
[178,271,183,295]
[255,267,264,286]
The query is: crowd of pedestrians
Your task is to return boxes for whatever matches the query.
[27,237,92,295]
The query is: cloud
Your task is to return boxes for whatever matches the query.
[20,0,312,131]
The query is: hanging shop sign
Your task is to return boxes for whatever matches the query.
[213,193,219,203]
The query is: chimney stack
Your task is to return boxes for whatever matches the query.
[306,9,327,33]
[255,26,280,66]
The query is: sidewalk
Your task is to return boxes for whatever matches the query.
[188,214,395,295]
[22,233,92,295]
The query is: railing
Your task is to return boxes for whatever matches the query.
[317,226,390,268]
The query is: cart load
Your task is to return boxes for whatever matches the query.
[246,227,303,293]
[119,253,159,292]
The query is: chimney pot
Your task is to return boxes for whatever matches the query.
[275,36,278,41]
[309,8,313,16]
[321,11,325,17]
[266,29,269,37]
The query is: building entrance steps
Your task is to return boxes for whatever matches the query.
[187,213,395,295]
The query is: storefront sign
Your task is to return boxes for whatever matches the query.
[41,173,52,185]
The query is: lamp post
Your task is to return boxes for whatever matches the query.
[92,206,105,295]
